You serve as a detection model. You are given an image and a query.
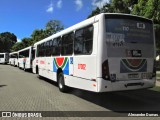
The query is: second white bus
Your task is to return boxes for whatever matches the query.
[18,46,34,71]
[9,52,18,66]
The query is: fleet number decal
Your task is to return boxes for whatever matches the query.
[78,64,86,70]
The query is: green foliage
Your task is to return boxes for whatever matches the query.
[88,0,160,49]
[88,7,101,18]
[0,32,17,52]
[132,0,160,49]
[11,42,24,52]
[30,29,46,44]
[88,0,138,18]
[132,0,160,24]
[45,20,64,37]
[11,37,32,52]
[11,20,64,52]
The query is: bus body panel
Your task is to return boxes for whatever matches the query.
[73,55,96,80]
[33,13,156,92]
[9,52,18,66]
[32,46,37,74]
[97,78,155,92]
[64,75,98,92]
[38,56,98,92]
[0,53,9,64]
[18,46,32,69]
[98,14,156,92]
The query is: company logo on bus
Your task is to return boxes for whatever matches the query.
[53,57,69,75]
[120,59,147,73]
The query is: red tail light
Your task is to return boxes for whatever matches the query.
[102,60,110,80]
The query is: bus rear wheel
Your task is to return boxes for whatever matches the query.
[58,73,69,93]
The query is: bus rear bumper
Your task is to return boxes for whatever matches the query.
[97,78,156,92]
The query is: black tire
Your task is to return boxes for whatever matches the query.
[58,72,69,93]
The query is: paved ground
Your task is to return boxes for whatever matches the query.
[0,64,160,120]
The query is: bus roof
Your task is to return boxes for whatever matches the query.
[18,46,32,53]
[33,13,152,46]
[9,51,18,55]
[0,52,8,54]
[33,13,101,46]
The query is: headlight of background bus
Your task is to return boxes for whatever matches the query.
[141,73,152,79]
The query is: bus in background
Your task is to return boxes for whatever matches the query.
[18,46,34,71]
[9,52,18,66]
[0,53,9,64]
[32,47,37,74]
[33,13,156,93]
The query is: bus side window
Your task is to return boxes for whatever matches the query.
[83,26,93,54]
[46,41,50,57]
[74,25,93,55]
[61,32,74,55]
[49,40,53,56]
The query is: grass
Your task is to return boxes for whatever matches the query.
[150,72,160,91]
[150,86,160,92]
[156,73,160,78]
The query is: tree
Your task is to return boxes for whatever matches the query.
[88,0,138,18]
[31,29,46,44]
[0,32,17,52]
[11,19,64,52]
[88,7,101,18]
[132,0,160,49]
[11,42,24,52]
[21,38,32,48]
[30,20,64,44]
[45,20,64,37]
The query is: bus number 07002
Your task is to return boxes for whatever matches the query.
[78,64,86,70]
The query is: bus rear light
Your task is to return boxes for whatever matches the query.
[92,84,96,87]
[102,60,110,80]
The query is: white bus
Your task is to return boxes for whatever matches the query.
[33,13,156,92]
[9,52,18,66]
[0,53,9,64]
[18,46,34,71]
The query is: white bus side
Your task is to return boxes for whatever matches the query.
[18,46,33,71]
[33,13,156,92]
[9,52,18,66]
[0,53,9,64]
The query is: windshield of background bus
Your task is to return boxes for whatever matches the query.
[105,18,153,45]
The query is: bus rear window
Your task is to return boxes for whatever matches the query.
[0,54,4,58]
[105,15,154,44]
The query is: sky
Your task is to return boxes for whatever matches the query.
[0,0,109,42]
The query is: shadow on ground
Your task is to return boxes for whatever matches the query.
[0,85,7,88]
[38,76,160,112]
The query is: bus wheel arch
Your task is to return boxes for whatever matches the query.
[57,68,69,93]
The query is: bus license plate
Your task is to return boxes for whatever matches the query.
[128,74,139,79]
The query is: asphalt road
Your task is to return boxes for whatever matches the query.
[0,64,160,120]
